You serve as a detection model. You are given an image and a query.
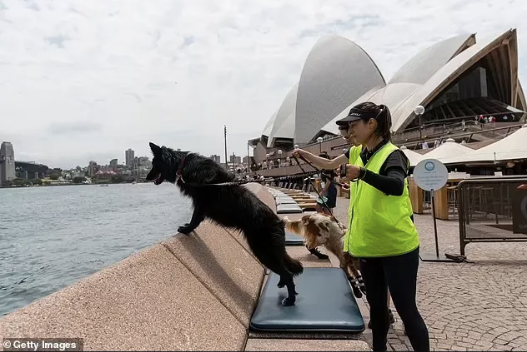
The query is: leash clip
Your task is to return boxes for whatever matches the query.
[176,171,185,183]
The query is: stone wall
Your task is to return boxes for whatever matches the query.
[0,183,274,351]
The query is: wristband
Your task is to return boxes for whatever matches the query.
[358,167,367,179]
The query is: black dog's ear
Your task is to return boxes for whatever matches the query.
[149,142,162,155]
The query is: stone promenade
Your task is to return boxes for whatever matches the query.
[330,197,527,351]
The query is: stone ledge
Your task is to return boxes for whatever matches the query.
[0,245,247,351]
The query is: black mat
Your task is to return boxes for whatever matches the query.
[250,267,365,332]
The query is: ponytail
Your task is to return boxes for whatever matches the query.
[376,104,392,141]
[351,102,393,141]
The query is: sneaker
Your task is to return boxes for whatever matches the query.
[388,309,395,324]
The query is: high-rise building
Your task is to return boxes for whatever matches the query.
[229,154,242,165]
[88,161,98,177]
[109,159,118,168]
[210,155,221,164]
[125,149,134,167]
[0,142,16,186]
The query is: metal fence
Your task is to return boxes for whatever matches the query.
[457,177,527,255]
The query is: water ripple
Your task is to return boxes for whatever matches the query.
[0,183,192,316]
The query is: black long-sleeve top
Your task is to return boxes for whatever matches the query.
[344,139,409,196]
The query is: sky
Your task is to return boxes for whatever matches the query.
[1,0,526,169]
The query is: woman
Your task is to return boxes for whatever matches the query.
[295,114,398,330]
[294,102,429,352]
[316,152,338,215]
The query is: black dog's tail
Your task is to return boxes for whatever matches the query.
[284,253,304,276]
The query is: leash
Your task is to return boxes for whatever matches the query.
[292,154,343,225]
[174,153,317,187]
[175,154,246,186]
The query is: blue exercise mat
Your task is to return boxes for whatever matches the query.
[250,267,365,332]
[285,231,304,245]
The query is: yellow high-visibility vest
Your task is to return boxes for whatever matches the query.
[346,142,419,257]
[343,145,362,253]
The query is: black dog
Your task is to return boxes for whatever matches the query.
[145,142,303,306]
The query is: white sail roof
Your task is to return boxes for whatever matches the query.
[321,33,475,135]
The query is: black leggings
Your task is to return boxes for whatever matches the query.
[360,247,429,352]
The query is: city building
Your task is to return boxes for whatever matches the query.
[250,29,526,173]
[109,159,118,168]
[125,149,135,168]
[229,154,242,165]
[88,161,98,177]
[0,142,16,186]
[210,155,221,163]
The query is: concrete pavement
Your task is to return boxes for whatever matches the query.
[331,197,527,351]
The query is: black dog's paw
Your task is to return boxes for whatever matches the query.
[277,278,285,288]
[307,246,329,260]
[314,252,329,260]
[282,297,296,306]
[178,225,195,235]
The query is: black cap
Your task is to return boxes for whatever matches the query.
[335,107,382,126]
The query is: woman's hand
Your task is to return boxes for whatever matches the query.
[345,165,361,180]
[292,148,305,158]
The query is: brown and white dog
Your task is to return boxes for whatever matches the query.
[283,213,366,298]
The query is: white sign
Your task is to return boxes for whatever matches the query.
[413,158,448,191]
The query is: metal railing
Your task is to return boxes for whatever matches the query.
[457,177,527,255]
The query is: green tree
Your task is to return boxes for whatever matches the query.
[12,178,24,187]
[72,176,86,184]
[49,173,60,180]
[30,178,42,185]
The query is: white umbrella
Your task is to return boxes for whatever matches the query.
[424,138,473,161]
[442,124,527,164]
[400,146,425,167]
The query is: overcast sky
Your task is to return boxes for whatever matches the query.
[1,0,526,169]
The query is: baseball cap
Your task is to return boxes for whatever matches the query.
[335,106,382,126]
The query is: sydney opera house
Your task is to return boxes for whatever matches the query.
[250,28,526,176]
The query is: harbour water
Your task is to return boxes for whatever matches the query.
[0,183,193,316]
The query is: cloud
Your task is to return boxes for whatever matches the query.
[0,0,526,168]
[48,121,103,135]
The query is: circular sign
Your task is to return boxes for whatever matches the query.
[413,158,448,191]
